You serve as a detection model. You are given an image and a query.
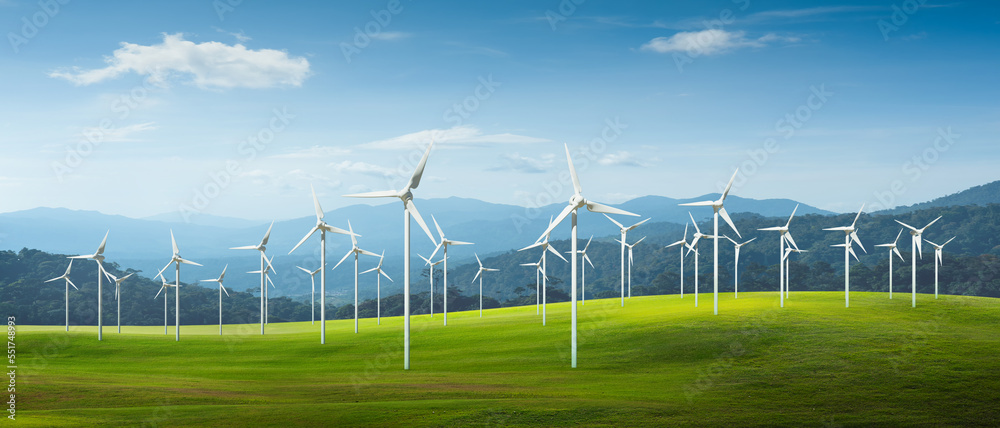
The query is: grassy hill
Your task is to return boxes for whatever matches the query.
[14,291,1000,426]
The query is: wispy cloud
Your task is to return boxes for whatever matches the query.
[329,160,398,178]
[213,27,252,43]
[49,33,310,89]
[598,151,651,167]
[641,29,797,55]
[271,145,352,159]
[490,152,555,173]
[370,31,412,41]
[80,122,157,143]
[359,125,550,150]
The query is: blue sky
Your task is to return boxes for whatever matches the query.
[1,0,998,220]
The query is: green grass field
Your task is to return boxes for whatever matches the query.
[13,291,1000,427]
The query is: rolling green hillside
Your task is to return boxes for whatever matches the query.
[13,292,1000,426]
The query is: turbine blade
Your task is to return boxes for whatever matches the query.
[538,204,575,242]
[97,230,109,255]
[429,241,443,261]
[359,249,380,257]
[230,245,259,250]
[407,140,434,190]
[380,270,393,282]
[758,226,783,231]
[178,258,202,267]
[361,266,378,275]
[262,255,276,273]
[564,144,582,195]
[154,285,165,300]
[343,189,400,198]
[784,232,800,251]
[518,241,544,252]
[679,200,715,207]
[603,213,624,229]
[895,219,918,232]
[297,266,312,274]
[586,201,637,216]
[67,278,78,290]
[893,247,904,261]
[943,236,956,247]
[916,236,923,257]
[222,285,230,297]
[742,237,757,246]
[634,236,646,245]
[288,226,318,255]
[405,199,438,245]
[848,246,859,262]
[432,215,446,241]
[721,169,739,201]
[923,215,943,231]
[725,235,738,246]
[261,221,274,246]
[155,261,173,279]
[547,244,569,263]
[311,184,325,220]
[719,207,741,238]
[851,232,866,253]
[170,230,179,256]
[851,204,865,227]
[332,250,353,271]
[786,204,799,227]
[584,235,593,251]
[450,240,474,246]
[688,212,701,234]
[894,228,903,245]
[418,254,432,265]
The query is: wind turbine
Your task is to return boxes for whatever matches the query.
[44,260,78,332]
[361,250,393,325]
[824,205,866,308]
[68,230,109,340]
[153,274,176,335]
[536,144,638,368]
[605,215,649,306]
[679,170,741,316]
[472,253,499,318]
[155,230,202,341]
[288,185,355,344]
[231,222,277,335]
[344,141,438,370]
[296,266,322,324]
[102,270,133,334]
[757,205,800,305]
[569,236,595,305]
[665,225,689,298]
[200,265,229,335]
[519,218,567,326]
[248,257,277,324]
[875,229,906,299]
[418,254,443,317]
[895,216,942,307]
[519,259,542,313]
[686,212,715,308]
[782,242,807,298]
[614,236,645,300]
[427,215,473,326]
[724,236,756,299]
[925,237,956,299]
[333,221,380,334]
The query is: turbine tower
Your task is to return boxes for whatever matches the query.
[44,260,78,332]
[155,230,201,341]
[824,205,866,308]
[519,259,542,312]
[724,236,756,299]
[361,250,393,325]
[427,215,473,326]
[288,185,355,343]
[333,221,379,334]
[200,265,229,335]
[418,254,444,317]
[665,225,689,298]
[894,216,942,307]
[231,222,277,335]
[472,253,499,317]
[295,266,322,324]
[757,205,800,305]
[569,236,595,305]
[686,212,715,308]
[679,170,742,315]
[605,215,649,306]
[248,256,277,324]
[782,242,807,298]
[519,219,567,326]
[536,144,638,368]
[344,141,439,369]
[925,237,956,299]
[102,270,133,334]
[874,229,905,299]
[69,230,109,341]
[614,236,645,300]
[153,274,176,335]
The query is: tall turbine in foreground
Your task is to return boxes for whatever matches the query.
[472,253,499,317]
[361,251,393,325]
[155,230,202,341]
[925,237,956,299]
[686,213,714,308]
[428,215,473,326]
[895,216,942,307]
[724,236,756,299]
[288,185,354,343]
[69,230,109,340]
[679,170,741,315]
[665,225,689,298]
[605,215,649,306]
[333,222,379,333]
[44,260,78,331]
[344,142,439,370]
[231,222,276,334]
[200,265,229,335]
[757,205,800,306]
[824,206,866,308]
[103,270,133,333]
[418,254,443,317]
[296,266,322,324]
[536,144,638,368]
[874,230,905,299]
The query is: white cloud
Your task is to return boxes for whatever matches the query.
[491,152,555,173]
[49,33,310,89]
[270,145,352,159]
[80,122,157,143]
[640,30,794,56]
[598,151,651,167]
[213,27,252,43]
[360,125,550,150]
[370,31,411,41]
[329,160,398,178]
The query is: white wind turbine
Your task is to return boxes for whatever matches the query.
[782,241,807,298]
[153,274,176,335]
[427,215,473,326]
[102,270,133,334]
[894,216,942,308]
[757,205,800,305]
[685,212,715,308]
[925,237,956,299]
[68,230,109,340]
[248,256,277,325]
[200,266,230,335]
[679,170,742,316]
[472,253,499,318]
[344,141,439,370]
[724,236,756,299]
[665,225,689,298]
[874,229,905,299]
[519,259,542,313]
[614,236,645,300]
[296,266,322,324]
[569,236,595,305]
[333,221,380,334]
[155,230,202,341]
[418,254,444,318]
[824,205,866,308]
[605,215,649,306]
[536,144,638,368]
[361,250,393,325]
[44,260,78,332]
[288,185,355,344]
[231,222,277,335]
[519,218,568,326]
